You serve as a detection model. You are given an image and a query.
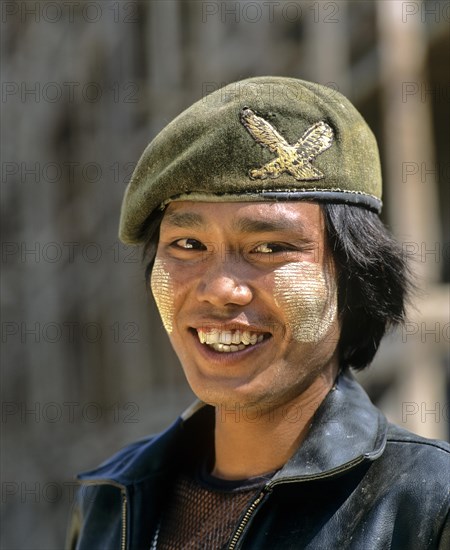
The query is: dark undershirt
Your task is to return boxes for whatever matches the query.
[151,457,276,549]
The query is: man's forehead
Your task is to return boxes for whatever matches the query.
[162,201,324,235]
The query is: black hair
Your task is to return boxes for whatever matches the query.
[142,203,413,371]
[321,203,413,370]
[142,208,165,285]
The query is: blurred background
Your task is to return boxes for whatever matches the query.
[1,1,449,548]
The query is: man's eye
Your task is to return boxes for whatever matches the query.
[253,243,291,254]
[173,238,206,250]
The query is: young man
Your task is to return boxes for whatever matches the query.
[67,77,449,549]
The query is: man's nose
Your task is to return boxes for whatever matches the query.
[195,255,253,307]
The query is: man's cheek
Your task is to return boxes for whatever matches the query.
[273,263,337,343]
[151,258,175,334]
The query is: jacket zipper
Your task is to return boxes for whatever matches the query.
[121,490,128,550]
[79,479,128,549]
[227,457,368,550]
[228,490,266,550]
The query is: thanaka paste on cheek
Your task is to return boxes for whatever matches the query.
[273,262,337,343]
[150,258,174,333]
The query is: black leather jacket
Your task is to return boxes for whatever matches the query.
[67,372,450,549]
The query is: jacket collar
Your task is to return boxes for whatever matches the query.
[78,370,387,487]
[269,370,387,485]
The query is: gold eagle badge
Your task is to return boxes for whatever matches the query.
[240,108,333,181]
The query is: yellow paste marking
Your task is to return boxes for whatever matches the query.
[274,262,337,343]
[151,258,174,333]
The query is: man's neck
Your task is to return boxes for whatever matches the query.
[211,366,339,480]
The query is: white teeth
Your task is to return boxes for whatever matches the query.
[221,331,232,345]
[231,332,240,344]
[209,342,247,352]
[205,331,219,344]
[196,328,267,352]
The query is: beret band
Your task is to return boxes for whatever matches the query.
[119,76,382,244]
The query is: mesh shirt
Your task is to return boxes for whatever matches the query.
[151,459,275,549]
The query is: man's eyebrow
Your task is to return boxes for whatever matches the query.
[232,216,306,234]
[164,212,208,229]
[164,211,307,234]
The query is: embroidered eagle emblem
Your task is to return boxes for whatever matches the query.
[240,108,334,181]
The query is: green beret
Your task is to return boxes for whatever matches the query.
[119,76,382,244]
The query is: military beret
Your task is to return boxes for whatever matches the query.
[119,76,382,244]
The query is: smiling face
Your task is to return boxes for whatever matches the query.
[151,201,340,412]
